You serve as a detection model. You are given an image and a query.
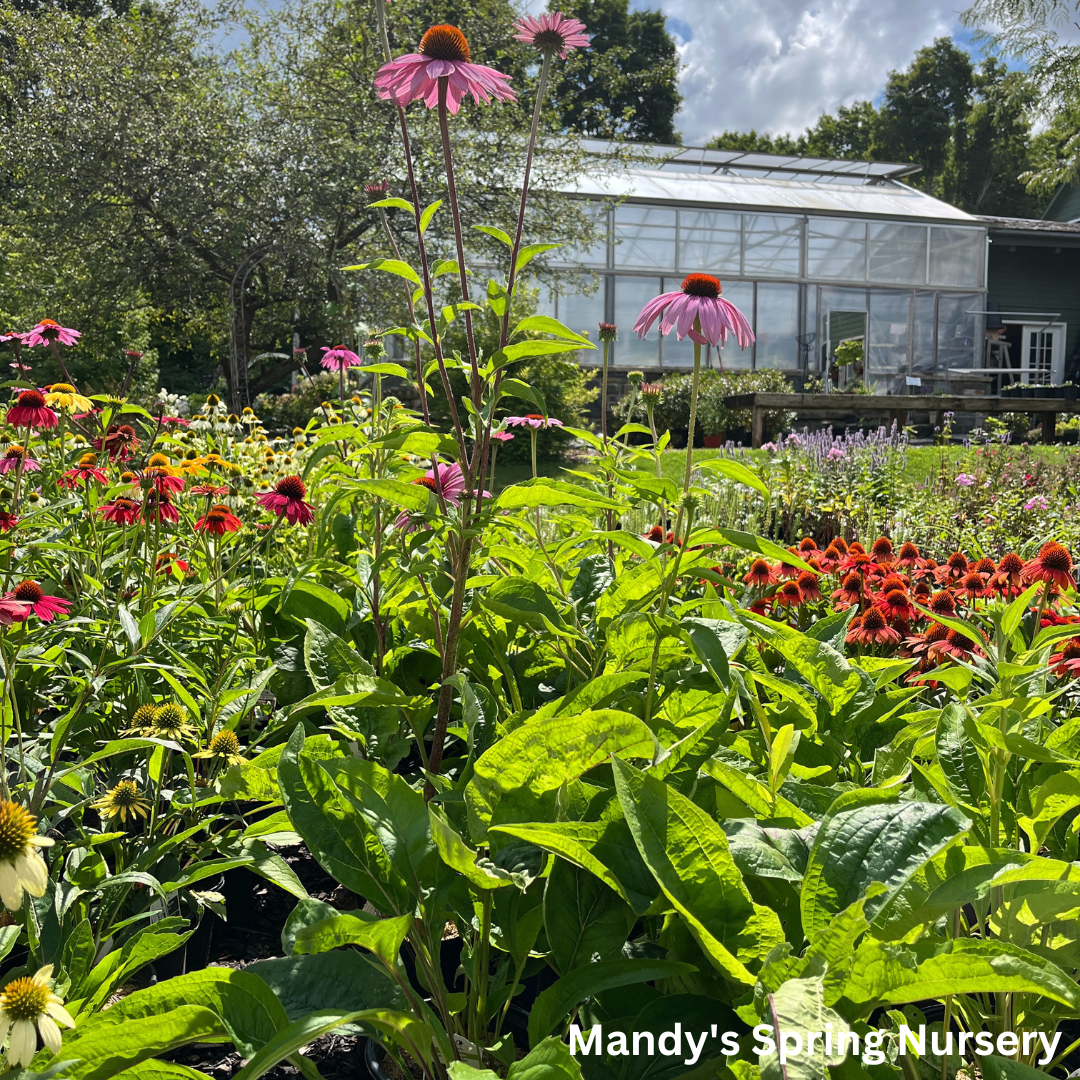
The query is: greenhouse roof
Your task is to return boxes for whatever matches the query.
[572,142,979,224]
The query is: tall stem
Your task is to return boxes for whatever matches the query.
[600,337,611,447]
[682,338,703,497]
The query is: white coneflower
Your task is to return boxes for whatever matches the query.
[0,965,75,1066]
[0,801,53,911]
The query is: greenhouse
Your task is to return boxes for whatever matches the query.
[541,142,990,392]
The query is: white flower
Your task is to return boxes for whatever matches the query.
[0,800,53,911]
[0,965,75,1066]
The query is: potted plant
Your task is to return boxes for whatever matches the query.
[833,339,864,389]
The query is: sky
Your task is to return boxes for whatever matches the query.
[525,0,988,145]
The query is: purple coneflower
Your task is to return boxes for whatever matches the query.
[0,445,39,475]
[22,320,80,348]
[633,274,754,349]
[513,11,591,57]
[504,414,563,430]
[320,345,362,372]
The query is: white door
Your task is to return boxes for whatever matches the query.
[1021,323,1067,385]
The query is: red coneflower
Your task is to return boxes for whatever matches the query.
[877,575,909,596]
[775,581,804,608]
[6,390,58,430]
[57,452,108,490]
[777,549,801,579]
[831,572,864,609]
[879,588,917,623]
[0,510,17,531]
[93,424,141,462]
[989,552,1025,596]
[840,551,876,576]
[797,537,818,553]
[972,557,996,577]
[847,605,901,647]
[644,525,665,543]
[142,490,179,524]
[896,541,926,569]
[935,551,969,583]
[1050,638,1080,677]
[1022,542,1074,592]
[870,536,895,563]
[196,504,242,535]
[155,552,190,576]
[190,483,230,498]
[138,456,185,494]
[797,571,822,602]
[929,627,983,662]
[913,580,931,600]
[831,537,849,555]
[98,496,141,526]
[748,598,770,616]
[3,579,71,622]
[743,559,779,587]
[928,590,957,617]
[255,475,315,526]
[912,557,939,584]
[955,571,990,603]
[817,545,842,572]
[904,621,949,660]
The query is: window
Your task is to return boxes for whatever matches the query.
[678,211,741,275]
[612,276,661,366]
[912,291,936,374]
[935,292,980,371]
[613,205,676,270]
[755,283,800,369]
[554,201,609,267]
[869,223,927,285]
[555,276,605,344]
[743,215,801,277]
[929,227,984,288]
[808,219,865,281]
[868,290,911,386]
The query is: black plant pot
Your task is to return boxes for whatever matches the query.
[1065,385,1078,401]
[1023,387,1036,398]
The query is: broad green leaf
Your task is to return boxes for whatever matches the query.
[613,758,785,985]
[287,674,409,717]
[496,480,622,513]
[340,258,422,285]
[800,800,970,942]
[700,758,814,827]
[510,316,591,345]
[935,702,986,808]
[352,479,430,511]
[544,858,634,974]
[527,958,696,1045]
[704,529,812,570]
[473,224,513,246]
[1001,583,1041,637]
[367,197,414,213]
[429,807,518,890]
[515,242,561,272]
[695,458,770,500]
[467,711,657,841]
[758,976,851,1080]
[419,199,443,234]
[499,377,548,414]
[292,912,413,967]
[112,1065,214,1080]
[481,576,563,630]
[303,620,367,690]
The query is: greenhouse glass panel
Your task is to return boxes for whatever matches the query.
[869,223,927,285]
[936,292,980,371]
[554,201,609,267]
[868,290,911,391]
[912,291,936,374]
[612,276,662,366]
[807,219,866,281]
[555,277,605,344]
[678,210,741,274]
[743,215,801,277]
[755,283,800,369]
[929,227,984,287]
[613,205,677,270]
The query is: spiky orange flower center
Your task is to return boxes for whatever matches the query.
[898,542,920,560]
[929,592,956,615]
[946,629,975,650]
[78,453,99,468]
[1061,639,1080,661]
[1038,542,1072,572]
[871,538,893,558]
[0,800,36,861]
[946,552,968,571]
[680,273,721,298]
[15,390,45,408]
[275,475,306,500]
[419,24,471,62]
[12,580,43,604]
[3,445,25,460]
[207,505,233,523]
[998,552,1023,574]
[0,975,50,1021]
[861,607,887,631]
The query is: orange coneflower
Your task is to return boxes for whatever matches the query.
[956,572,990,603]
[877,574,909,596]
[879,588,917,623]
[928,590,957,617]
[196,504,242,535]
[1022,542,1075,593]
[797,571,822,603]
[936,551,969,584]
[929,627,984,662]
[904,621,949,660]
[831,536,849,555]
[778,549,801,579]
[817,545,842,573]
[896,541,928,569]
[797,537,818,553]
[831,572,865,609]
[775,581,803,608]
[846,605,901,647]
[743,559,779,588]
[971,557,996,577]
[989,552,1025,596]
[1050,638,1080,677]
[870,536,895,564]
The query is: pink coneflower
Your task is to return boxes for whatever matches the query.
[137,467,185,495]
[142,490,179,524]
[4,580,71,622]
[816,545,842,573]
[797,537,818,554]
[374,25,515,114]
[929,628,984,662]
[896,541,929,569]
[504,414,563,430]
[320,345,362,372]
[255,475,315,526]
[196,504,242,535]
[491,430,514,442]
[393,463,470,532]
[512,11,591,57]
[955,571,990,602]
[633,273,754,349]
[0,445,39,475]
[6,390,58,430]
[935,551,969,583]
[93,424,141,461]
[190,483,230,497]
[365,180,389,198]
[0,598,29,625]
[22,320,80,348]
[98,497,141,526]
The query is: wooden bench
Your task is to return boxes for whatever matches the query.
[722,392,1080,448]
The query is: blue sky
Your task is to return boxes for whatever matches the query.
[523,0,1002,145]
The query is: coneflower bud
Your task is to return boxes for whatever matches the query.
[598,322,618,342]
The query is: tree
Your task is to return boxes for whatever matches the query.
[549,0,682,143]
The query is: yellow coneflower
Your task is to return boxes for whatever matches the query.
[147,452,171,468]
[44,383,93,414]
[127,703,159,734]
[152,702,193,742]
[91,780,150,825]
[193,729,246,767]
[0,965,75,1066]
[0,802,53,912]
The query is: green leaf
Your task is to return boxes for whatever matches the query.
[800,800,970,942]
[112,1064,215,1080]
[303,620,367,690]
[419,199,443,234]
[473,224,513,246]
[936,703,986,808]
[429,807,518,890]
[292,912,413,967]
[759,976,852,1080]
[527,958,696,1046]
[700,758,814,827]
[466,711,657,841]
[495,480,622,513]
[682,618,732,685]
[515,243,561,272]
[287,674,409,717]
[1001,583,1041,637]
[352,478,430,511]
[367,197,414,214]
[481,576,563,630]
[60,1007,226,1080]
[340,258,422,286]
[707,529,812,570]
[612,757,785,985]
[510,316,592,345]
[544,858,633,974]
[499,377,548,414]
[694,458,770,500]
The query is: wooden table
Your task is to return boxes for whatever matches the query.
[722,392,1080,448]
